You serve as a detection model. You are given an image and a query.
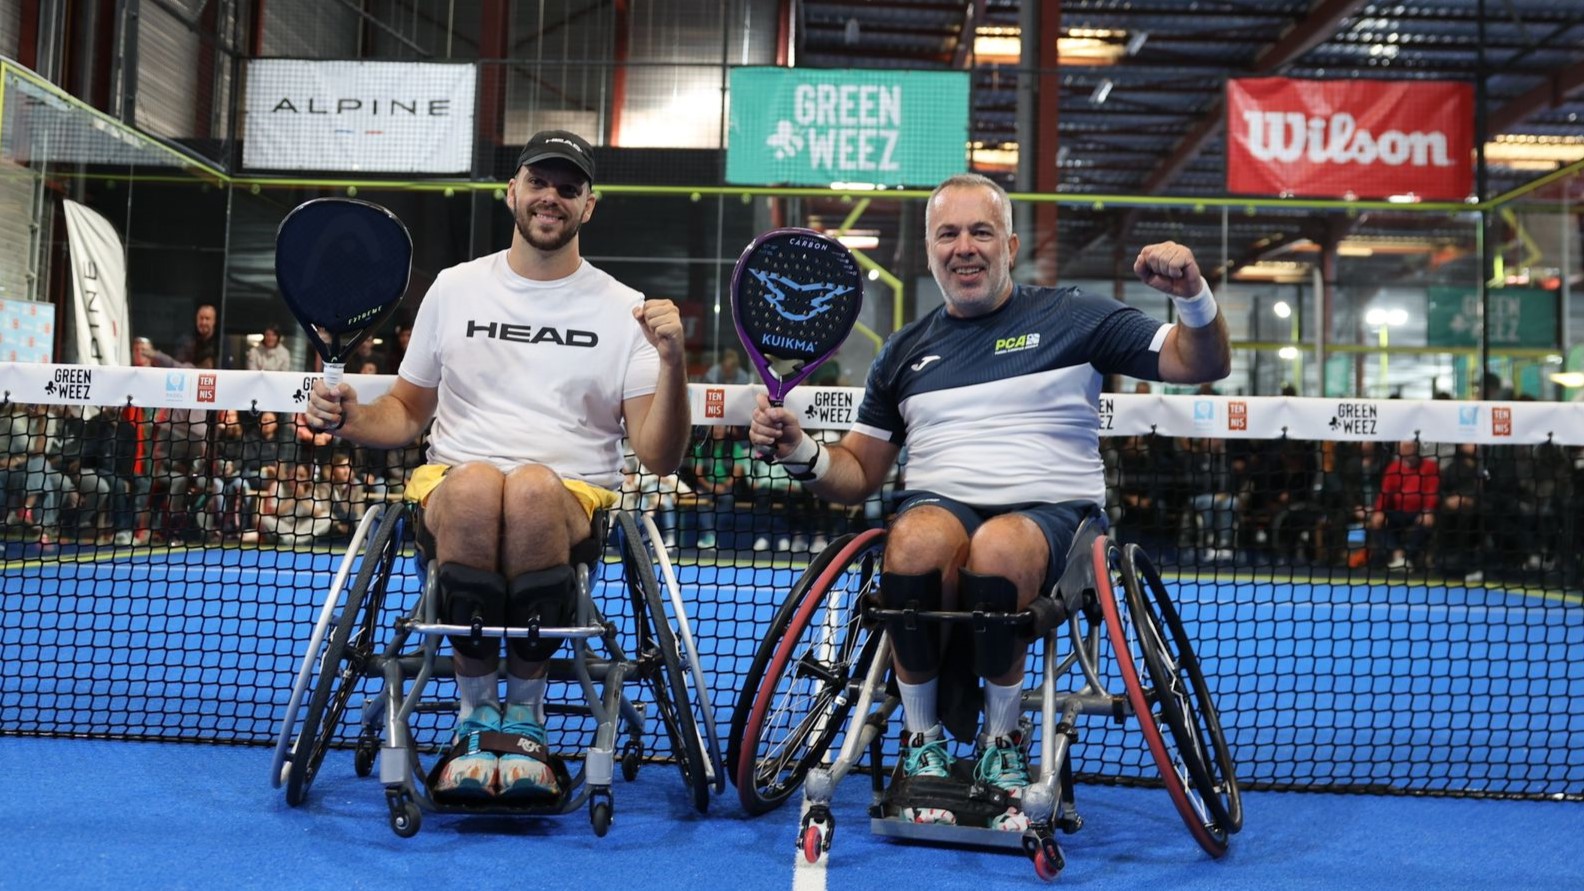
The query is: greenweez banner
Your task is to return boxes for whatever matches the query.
[727,68,969,187]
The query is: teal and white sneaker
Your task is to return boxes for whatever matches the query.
[897,724,956,824]
[975,731,1032,831]
[435,704,502,797]
[497,703,559,798]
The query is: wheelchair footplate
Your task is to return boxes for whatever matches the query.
[868,760,1038,852]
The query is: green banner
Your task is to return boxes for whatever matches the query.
[727,68,969,187]
[1426,286,1556,348]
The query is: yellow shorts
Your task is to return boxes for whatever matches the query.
[405,464,619,520]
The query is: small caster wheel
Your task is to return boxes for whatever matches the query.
[621,750,641,782]
[354,741,377,778]
[1032,848,1062,881]
[590,801,613,837]
[390,799,421,838]
[800,823,825,864]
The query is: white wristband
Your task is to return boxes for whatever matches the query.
[778,434,831,482]
[1172,284,1219,328]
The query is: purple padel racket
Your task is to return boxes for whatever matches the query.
[730,227,864,406]
[275,198,412,389]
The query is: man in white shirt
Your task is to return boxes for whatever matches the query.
[305,130,689,801]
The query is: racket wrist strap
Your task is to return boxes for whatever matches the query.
[778,434,829,483]
[1171,283,1219,328]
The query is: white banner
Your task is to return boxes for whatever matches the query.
[2,368,1581,446]
[244,60,477,173]
[61,200,130,366]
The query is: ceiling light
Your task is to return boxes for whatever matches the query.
[1273,301,1291,319]
[1090,79,1113,104]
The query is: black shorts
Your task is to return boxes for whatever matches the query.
[893,491,1104,594]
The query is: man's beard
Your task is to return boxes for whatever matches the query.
[515,203,581,252]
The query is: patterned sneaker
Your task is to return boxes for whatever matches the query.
[975,731,1033,831]
[497,703,560,798]
[898,724,956,825]
[435,704,502,797]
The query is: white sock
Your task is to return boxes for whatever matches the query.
[506,674,548,723]
[455,670,499,715]
[983,678,1024,739]
[897,677,939,734]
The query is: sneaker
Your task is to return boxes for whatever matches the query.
[810,535,828,552]
[697,532,717,549]
[113,530,133,546]
[662,531,678,548]
[775,537,791,551]
[497,703,559,798]
[1463,570,1484,585]
[435,704,502,797]
[1386,554,1408,570]
[897,725,955,825]
[975,731,1032,831]
[790,535,808,552]
[753,536,770,552]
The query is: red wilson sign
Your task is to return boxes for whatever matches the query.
[1226,78,1473,201]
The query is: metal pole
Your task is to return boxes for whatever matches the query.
[1476,0,1492,397]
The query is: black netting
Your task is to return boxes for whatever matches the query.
[1,395,1581,801]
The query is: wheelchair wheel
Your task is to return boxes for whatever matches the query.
[616,511,711,814]
[730,528,885,816]
[1092,534,1230,857]
[284,501,405,807]
[1121,543,1243,835]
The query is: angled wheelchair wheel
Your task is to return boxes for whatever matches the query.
[730,528,885,816]
[283,501,406,807]
[636,513,726,795]
[1093,534,1231,857]
[616,510,710,814]
[1121,543,1243,836]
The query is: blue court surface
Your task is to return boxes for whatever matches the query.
[3,541,1582,887]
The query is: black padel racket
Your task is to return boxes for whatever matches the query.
[730,227,864,405]
[275,198,413,388]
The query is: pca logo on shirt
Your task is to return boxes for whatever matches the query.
[993,332,1040,355]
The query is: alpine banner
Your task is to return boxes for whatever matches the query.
[1226,77,1473,201]
[61,199,130,366]
[243,60,477,173]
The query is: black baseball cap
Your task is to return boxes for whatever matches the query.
[516,130,596,185]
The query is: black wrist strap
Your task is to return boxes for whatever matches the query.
[779,438,822,482]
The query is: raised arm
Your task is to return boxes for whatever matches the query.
[624,299,691,474]
[1134,241,1232,384]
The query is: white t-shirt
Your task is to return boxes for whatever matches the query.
[399,251,659,489]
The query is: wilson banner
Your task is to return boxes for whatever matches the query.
[244,60,477,173]
[1226,77,1473,200]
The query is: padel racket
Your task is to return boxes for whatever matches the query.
[730,227,864,404]
[275,198,412,388]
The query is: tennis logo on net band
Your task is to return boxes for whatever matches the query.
[752,269,851,323]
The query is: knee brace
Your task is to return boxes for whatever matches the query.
[878,570,943,676]
[958,569,1022,679]
[506,565,576,663]
[438,563,506,661]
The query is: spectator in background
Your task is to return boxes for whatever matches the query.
[175,303,229,369]
[689,424,748,550]
[385,322,412,373]
[703,347,751,385]
[1368,439,1439,572]
[1437,442,1485,583]
[134,336,176,368]
[247,323,293,372]
[325,450,367,540]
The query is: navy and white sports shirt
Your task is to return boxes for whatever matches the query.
[852,283,1169,507]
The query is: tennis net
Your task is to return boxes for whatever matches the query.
[1,364,1581,801]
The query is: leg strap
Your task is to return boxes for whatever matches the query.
[507,565,576,663]
[438,563,506,661]
[958,569,1023,679]
[878,569,944,677]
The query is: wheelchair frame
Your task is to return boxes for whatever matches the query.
[271,502,722,838]
[729,519,1242,881]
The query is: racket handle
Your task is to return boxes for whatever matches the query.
[757,398,784,460]
[324,361,344,390]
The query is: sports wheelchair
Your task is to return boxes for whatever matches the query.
[727,519,1242,881]
[271,500,724,837]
